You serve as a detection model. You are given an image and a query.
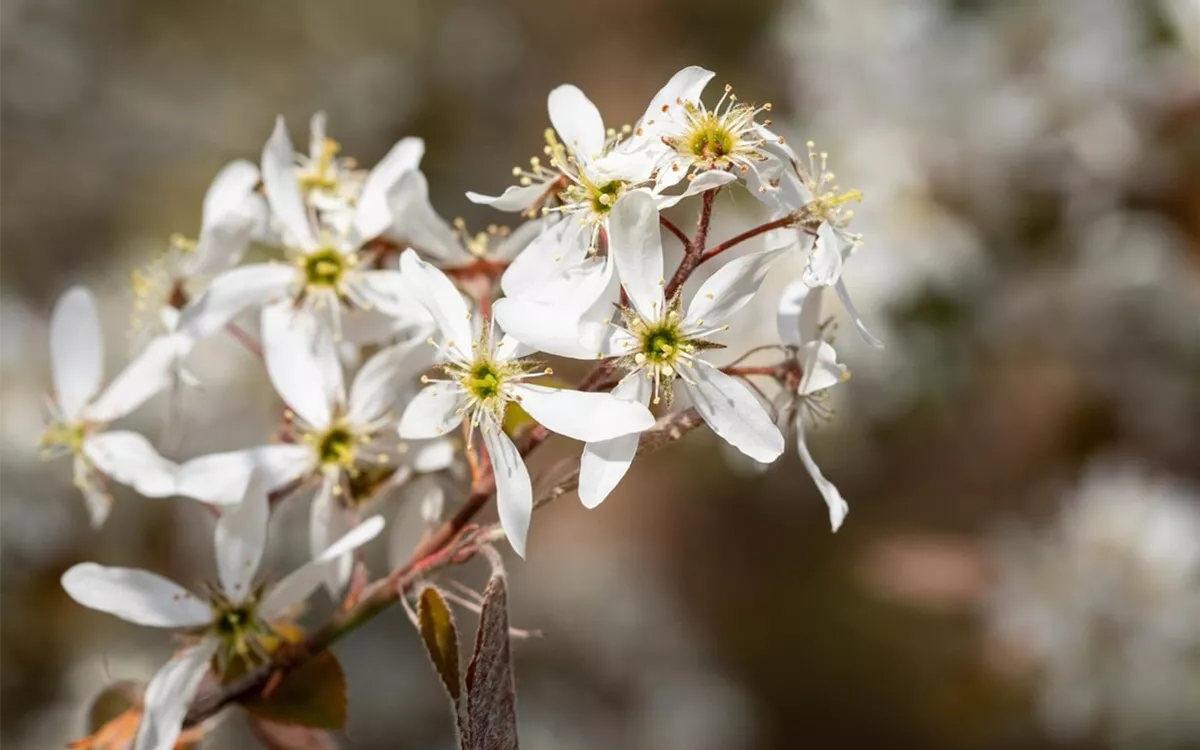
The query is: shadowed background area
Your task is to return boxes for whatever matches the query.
[3,0,1199,748]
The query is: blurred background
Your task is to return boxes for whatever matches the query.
[3,0,1199,748]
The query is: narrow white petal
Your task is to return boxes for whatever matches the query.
[609,191,666,321]
[309,111,327,159]
[134,640,220,750]
[261,303,338,428]
[638,66,715,130]
[354,269,436,327]
[74,455,113,527]
[385,170,465,261]
[259,515,384,620]
[262,116,318,251]
[466,182,551,212]
[354,137,425,241]
[491,218,545,261]
[50,286,104,421]
[776,280,823,348]
[387,482,444,570]
[348,337,433,425]
[192,159,265,274]
[684,364,785,463]
[176,263,296,340]
[308,475,355,595]
[511,383,654,442]
[499,219,589,301]
[798,341,846,395]
[398,250,474,354]
[482,428,532,558]
[214,470,270,601]
[61,563,210,627]
[397,382,465,439]
[683,248,782,328]
[176,445,315,506]
[547,84,606,162]
[405,438,457,473]
[491,298,599,360]
[802,224,843,288]
[834,278,884,349]
[85,334,192,423]
[578,374,651,508]
[653,169,737,209]
[795,416,849,531]
[82,431,178,498]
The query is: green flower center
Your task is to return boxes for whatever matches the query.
[39,420,88,456]
[685,116,735,161]
[214,604,257,638]
[642,326,682,365]
[304,248,346,288]
[588,180,625,215]
[317,426,357,468]
[464,362,503,401]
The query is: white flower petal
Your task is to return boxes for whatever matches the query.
[60,563,210,627]
[85,334,192,423]
[192,159,265,274]
[578,374,651,508]
[262,116,318,251]
[308,475,355,595]
[74,455,113,527]
[261,302,339,428]
[684,248,782,328]
[776,280,823,348]
[214,470,270,601]
[500,219,590,301]
[348,337,433,425]
[398,250,474,355]
[397,382,465,439]
[511,383,654,442]
[491,218,545,261]
[259,515,385,620]
[387,481,444,570]
[385,170,465,261]
[135,640,220,750]
[609,191,666,321]
[683,364,784,463]
[354,137,425,241]
[802,224,843,288]
[482,428,532,558]
[548,84,606,163]
[50,286,104,421]
[407,438,457,473]
[354,269,436,328]
[834,277,884,349]
[795,416,849,531]
[638,66,715,130]
[653,169,738,209]
[176,444,315,506]
[466,182,552,213]
[177,263,296,340]
[491,297,598,360]
[82,431,178,498]
[798,341,846,395]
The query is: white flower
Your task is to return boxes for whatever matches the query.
[177,117,430,341]
[629,65,789,192]
[775,280,851,530]
[60,473,384,750]
[395,249,656,556]
[39,287,189,526]
[176,307,446,589]
[496,191,786,509]
[471,85,732,336]
[763,141,883,348]
[129,159,266,348]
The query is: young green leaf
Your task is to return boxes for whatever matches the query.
[417,585,462,704]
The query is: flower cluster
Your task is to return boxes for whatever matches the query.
[47,66,878,749]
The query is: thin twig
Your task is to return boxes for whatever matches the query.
[224,322,263,359]
[664,189,718,298]
[659,215,691,253]
[700,215,804,264]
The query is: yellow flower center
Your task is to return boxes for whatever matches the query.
[302,248,348,289]
[314,425,357,469]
